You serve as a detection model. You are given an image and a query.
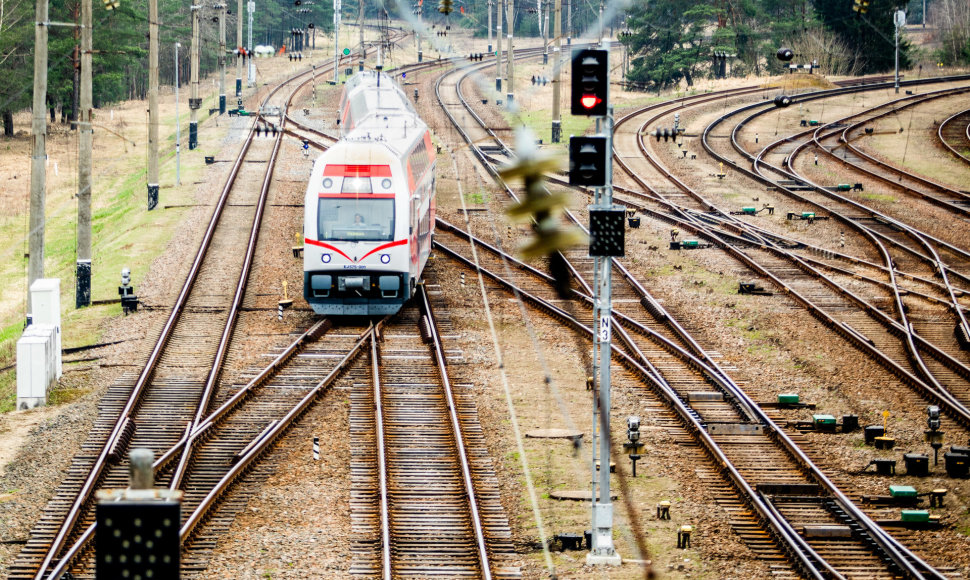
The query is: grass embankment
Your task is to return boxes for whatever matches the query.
[0,88,232,411]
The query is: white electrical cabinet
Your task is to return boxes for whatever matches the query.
[30,278,61,378]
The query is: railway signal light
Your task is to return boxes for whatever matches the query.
[571,48,609,117]
[773,94,792,108]
[776,48,794,61]
[568,136,608,187]
[438,0,453,14]
[589,208,625,257]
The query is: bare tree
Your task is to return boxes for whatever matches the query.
[932,0,970,64]
[792,26,862,76]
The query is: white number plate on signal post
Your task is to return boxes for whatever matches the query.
[599,316,611,342]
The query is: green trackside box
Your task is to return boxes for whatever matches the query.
[741,207,757,214]
[900,510,930,522]
[812,414,837,425]
[778,393,800,404]
[801,212,815,219]
[682,240,699,248]
[890,485,918,498]
[836,183,852,191]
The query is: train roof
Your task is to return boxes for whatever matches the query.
[342,113,429,157]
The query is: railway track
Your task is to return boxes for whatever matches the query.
[436,55,954,577]
[9,53,364,579]
[349,284,519,578]
[937,108,970,165]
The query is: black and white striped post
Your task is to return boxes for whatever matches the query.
[312,436,320,460]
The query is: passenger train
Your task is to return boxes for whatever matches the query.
[303,70,436,315]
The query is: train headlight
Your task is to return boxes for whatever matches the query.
[321,253,332,263]
[380,253,391,264]
[381,178,392,189]
[322,178,333,189]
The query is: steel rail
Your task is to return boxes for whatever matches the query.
[43,318,333,579]
[418,286,493,580]
[432,240,843,580]
[437,63,888,578]
[33,53,349,580]
[179,323,380,540]
[370,330,393,579]
[937,108,970,165]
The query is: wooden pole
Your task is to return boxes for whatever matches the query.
[28,0,50,313]
[76,0,93,307]
[148,0,159,210]
[189,3,200,149]
[551,0,562,142]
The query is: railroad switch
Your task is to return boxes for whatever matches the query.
[903,454,929,476]
[670,240,711,250]
[929,488,947,507]
[627,210,640,228]
[864,485,921,507]
[944,450,970,478]
[785,211,829,223]
[738,282,772,295]
[595,460,616,473]
[874,436,896,450]
[118,268,138,315]
[676,525,692,549]
[657,501,671,520]
[864,458,896,476]
[555,533,585,551]
[813,414,838,433]
[864,425,886,444]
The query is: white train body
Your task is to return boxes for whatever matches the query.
[304,72,436,316]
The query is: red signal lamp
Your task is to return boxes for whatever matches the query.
[580,94,602,110]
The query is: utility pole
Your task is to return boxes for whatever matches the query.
[236,0,243,97]
[542,0,548,64]
[358,0,365,71]
[189,4,201,149]
[894,10,904,94]
[148,0,159,211]
[505,0,514,103]
[218,3,227,113]
[566,0,571,44]
[247,0,255,86]
[551,0,562,142]
[495,0,502,91]
[333,0,341,82]
[417,0,422,63]
[487,0,492,53]
[175,42,182,185]
[76,0,92,307]
[28,0,50,313]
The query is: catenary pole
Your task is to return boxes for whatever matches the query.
[28,0,50,313]
[76,0,93,307]
[551,0,562,142]
[487,0,492,53]
[148,0,159,210]
[505,0,514,103]
[236,0,243,97]
[358,0,365,70]
[495,0,502,91]
[190,3,200,149]
[219,3,227,113]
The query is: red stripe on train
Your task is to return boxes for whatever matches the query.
[323,164,393,177]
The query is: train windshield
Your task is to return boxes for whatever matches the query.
[318,197,395,242]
